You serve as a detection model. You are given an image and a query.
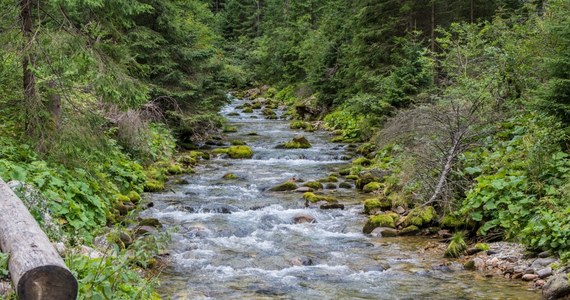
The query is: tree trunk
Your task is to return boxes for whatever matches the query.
[431,0,435,53]
[424,131,463,207]
[20,0,38,137]
[46,80,62,131]
[0,179,77,300]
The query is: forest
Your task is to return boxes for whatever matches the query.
[0,0,569,298]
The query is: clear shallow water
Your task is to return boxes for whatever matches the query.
[143,97,538,300]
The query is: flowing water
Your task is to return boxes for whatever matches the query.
[142,96,538,299]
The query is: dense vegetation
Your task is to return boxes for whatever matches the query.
[215,0,570,259]
[1,0,570,297]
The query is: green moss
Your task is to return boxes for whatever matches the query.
[227,112,240,116]
[166,163,184,175]
[363,197,391,214]
[189,151,210,160]
[474,243,490,251]
[177,155,197,165]
[223,173,239,180]
[352,157,371,166]
[116,194,130,203]
[400,225,420,236]
[222,125,238,133]
[345,175,359,180]
[231,140,247,145]
[290,121,315,132]
[317,176,338,183]
[212,148,229,155]
[445,232,467,258]
[403,206,436,227]
[387,192,408,209]
[227,146,254,159]
[331,136,347,143]
[144,179,165,192]
[127,191,141,203]
[356,143,376,156]
[302,192,336,203]
[339,168,351,176]
[269,181,298,191]
[280,136,312,149]
[363,214,396,234]
[242,107,254,113]
[441,214,465,228]
[262,107,274,115]
[363,182,383,193]
[303,181,323,189]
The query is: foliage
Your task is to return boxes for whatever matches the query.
[0,252,8,278]
[445,232,467,258]
[459,114,570,258]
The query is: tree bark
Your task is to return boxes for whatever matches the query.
[21,0,38,137]
[0,178,77,300]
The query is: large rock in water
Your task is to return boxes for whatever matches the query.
[277,136,312,149]
[227,146,254,159]
[543,273,570,300]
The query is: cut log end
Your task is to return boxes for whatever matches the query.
[17,265,77,300]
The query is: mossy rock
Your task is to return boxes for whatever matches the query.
[363,213,399,234]
[227,112,240,116]
[345,175,359,180]
[138,218,162,228]
[303,181,323,190]
[317,176,338,183]
[212,148,229,155]
[231,140,247,146]
[363,197,391,214]
[127,191,141,204]
[279,136,312,149]
[445,233,467,258]
[339,168,351,176]
[474,243,490,251]
[290,121,315,132]
[251,102,263,109]
[227,146,254,159]
[325,183,337,189]
[352,157,372,166]
[116,194,130,203]
[339,182,352,189]
[177,155,197,166]
[399,225,420,236]
[222,125,238,133]
[247,132,258,136]
[269,181,298,191]
[440,214,465,228]
[330,136,347,143]
[189,151,210,160]
[262,107,274,116]
[363,182,383,193]
[302,192,336,203]
[387,192,408,209]
[166,163,184,175]
[402,206,436,228]
[242,108,254,113]
[223,173,239,180]
[144,179,165,192]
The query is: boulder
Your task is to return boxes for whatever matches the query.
[401,206,436,228]
[339,182,352,189]
[320,203,345,210]
[223,173,239,180]
[278,136,312,149]
[363,182,383,193]
[302,192,336,203]
[538,267,553,279]
[543,274,570,300]
[370,227,399,237]
[302,181,323,189]
[293,214,316,224]
[363,197,391,214]
[269,182,298,192]
[227,146,254,159]
[363,213,399,234]
[399,225,420,236]
[522,274,539,281]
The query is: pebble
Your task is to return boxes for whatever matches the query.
[522,274,539,281]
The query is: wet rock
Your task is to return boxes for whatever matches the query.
[522,274,539,281]
[437,229,452,239]
[472,258,486,271]
[370,227,398,237]
[303,192,336,203]
[320,203,345,210]
[363,197,392,214]
[303,181,323,190]
[228,145,254,159]
[539,251,553,258]
[543,274,570,300]
[293,214,316,224]
[466,247,483,255]
[399,225,420,236]
[277,136,312,149]
[325,183,337,189]
[202,204,240,214]
[535,279,546,288]
[294,187,313,193]
[363,213,399,234]
[139,218,162,228]
[339,182,352,189]
[538,267,553,279]
[363,182,383,193]
[291,256,314,266]
[135,225,159,237]
[223,172,239,180]
[269,182,298,191]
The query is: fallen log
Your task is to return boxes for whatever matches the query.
[0,178,77,300]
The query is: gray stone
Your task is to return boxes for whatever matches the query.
[294,187,313,193]
[543,274,570,300]
[531,257,557,270]
[394,206,406,214]
[538,267,554,279]
[320,203,345,210]
[539,251,553,258]
[338,182,352,189]
[293,214,316,224]
[370,227,399,237]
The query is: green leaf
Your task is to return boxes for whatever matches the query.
[471,211,483,221]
